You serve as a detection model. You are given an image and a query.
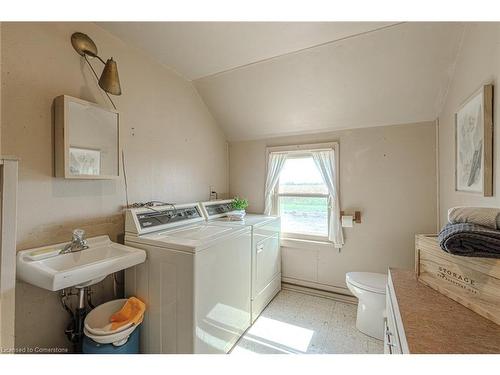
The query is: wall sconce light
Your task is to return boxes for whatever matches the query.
[71,32,121,109]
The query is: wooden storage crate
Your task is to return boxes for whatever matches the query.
[415,234,500,325]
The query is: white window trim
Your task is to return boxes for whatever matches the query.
[266,142,340,246]
[281,236,336,251]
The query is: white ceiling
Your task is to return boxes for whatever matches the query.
[194,22,464,141]
[98,22,464,141]
[98,22,398,80]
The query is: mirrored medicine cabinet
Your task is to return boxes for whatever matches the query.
[54,95,119,179]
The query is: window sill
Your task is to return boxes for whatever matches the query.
[281,237,335,251]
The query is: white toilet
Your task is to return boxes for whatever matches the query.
[346,272,388,340]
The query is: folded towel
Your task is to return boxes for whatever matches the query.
[448,206,500,230]
[110,297,146,331]
[438,222,500,258]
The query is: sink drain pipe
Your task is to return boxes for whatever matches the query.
[61,287,93,353]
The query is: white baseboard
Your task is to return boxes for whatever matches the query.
[281,278,357,305]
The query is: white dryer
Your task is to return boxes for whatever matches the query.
[200,200,281,322]
[124,202,252,354]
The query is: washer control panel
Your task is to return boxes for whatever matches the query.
[126,203,206,235]
[200,199,236,220]
[205,202,233,217]
[137,206,202,229]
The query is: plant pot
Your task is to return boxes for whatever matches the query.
[228,210,246,221]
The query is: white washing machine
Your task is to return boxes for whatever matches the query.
[124,202,252,354]
[200,200,281,322]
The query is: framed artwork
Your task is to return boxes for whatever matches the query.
[69,147,101,176]
[455,84,493,196]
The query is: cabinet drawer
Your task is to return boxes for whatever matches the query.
[385,285,402,354]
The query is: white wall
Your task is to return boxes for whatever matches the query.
[230,122,437,293]
[438,23,500,225]
[1,22,228,350]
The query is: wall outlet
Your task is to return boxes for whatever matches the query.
[209,185,217,200]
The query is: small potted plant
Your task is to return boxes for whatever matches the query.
[229,197,248,221]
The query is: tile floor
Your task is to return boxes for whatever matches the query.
[232,289,384,354]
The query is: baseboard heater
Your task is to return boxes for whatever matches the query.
[281,281,357,305]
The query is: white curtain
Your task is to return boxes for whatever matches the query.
[312,150,344,248]
[264,152,288,216]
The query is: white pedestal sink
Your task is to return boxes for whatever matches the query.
[17,235,146,291]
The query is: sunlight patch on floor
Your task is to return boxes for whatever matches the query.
[232,316,314,354]
[232,290,384,354]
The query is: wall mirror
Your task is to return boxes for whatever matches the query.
[54,95,119,179]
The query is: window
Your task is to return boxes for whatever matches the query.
[265,142,342,247]
[277,154,329,239]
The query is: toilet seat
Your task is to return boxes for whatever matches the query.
[346,272,387,294]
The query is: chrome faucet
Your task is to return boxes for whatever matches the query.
[60,229,89,254]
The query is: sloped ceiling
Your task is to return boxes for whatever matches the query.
[98,22,397,80]
[99,22,464,141]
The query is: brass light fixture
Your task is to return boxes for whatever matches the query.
[71,32,122,108]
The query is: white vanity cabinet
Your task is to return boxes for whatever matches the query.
[385,270,410,354]
[386,268,500,354]
[384,284,404,354]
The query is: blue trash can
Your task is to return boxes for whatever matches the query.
[82,326,140,354]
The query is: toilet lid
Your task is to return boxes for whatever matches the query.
[346,272,387,294]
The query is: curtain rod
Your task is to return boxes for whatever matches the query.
[268,148,334,155]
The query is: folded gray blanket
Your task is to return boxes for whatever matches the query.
[448,206,500,229]
[438,222,500,258]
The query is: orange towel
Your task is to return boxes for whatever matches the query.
[110,297,146,331]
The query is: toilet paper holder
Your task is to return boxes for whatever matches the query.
[340,210,361,224]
